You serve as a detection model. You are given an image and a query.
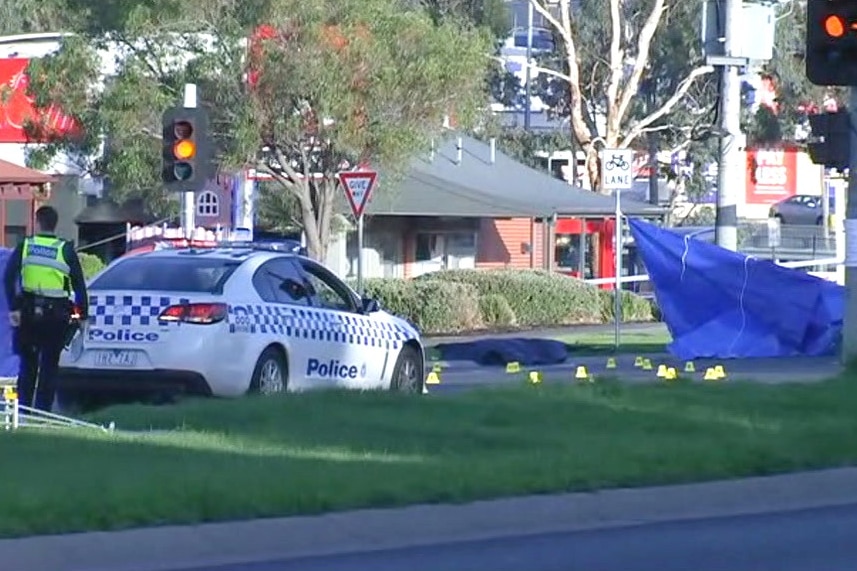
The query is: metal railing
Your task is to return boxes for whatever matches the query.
[738,223,836,259]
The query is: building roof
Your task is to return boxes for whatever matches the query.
[0,159,54,184]
[367,135,664,218]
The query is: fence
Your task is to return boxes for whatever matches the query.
[738,223,836,261]
[586,222,843,291]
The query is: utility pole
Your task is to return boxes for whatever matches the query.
[843,94,857,361]
[647,77,659,205]
[523,0,533,131]
[714,0,743,251]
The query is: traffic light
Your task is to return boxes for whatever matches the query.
[161,107,213,192]
[806,0,857,85]
[806,110,851,170]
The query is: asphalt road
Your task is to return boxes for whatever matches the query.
[173,503,857,571]
[426,353,841,393]
[422,323,843,392]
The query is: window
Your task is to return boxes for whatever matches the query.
[252,259,309,306]
[415,234,441,262]
[196,191,219,217]
[298,259,357,312]
[555,234,593,278]
[90,256,239,293]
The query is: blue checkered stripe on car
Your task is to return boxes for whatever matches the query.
[89,295,190,326]
[228,304,414,350]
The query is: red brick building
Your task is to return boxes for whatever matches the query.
[331,135,663,282]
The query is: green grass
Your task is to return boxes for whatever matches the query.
[2,373,857,537]
[557,326,672,355]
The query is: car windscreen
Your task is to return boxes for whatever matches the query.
[89,256,241,293]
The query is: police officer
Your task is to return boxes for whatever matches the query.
[3,205,89,412]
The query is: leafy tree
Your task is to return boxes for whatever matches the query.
[0,0,73,36]
[745,2,846,145]
[418,0,510,38]
[24,0,492,260]
[523,0,716,191]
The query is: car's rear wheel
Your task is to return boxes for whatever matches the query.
[390,344,423,393]
[249,346,288,395]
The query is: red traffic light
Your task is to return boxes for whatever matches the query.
[825,15,846,37]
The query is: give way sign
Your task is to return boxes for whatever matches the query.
[338,170,377,219]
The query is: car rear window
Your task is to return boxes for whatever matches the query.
[89,256,241,293]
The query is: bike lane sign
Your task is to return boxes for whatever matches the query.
[600,149,635,190]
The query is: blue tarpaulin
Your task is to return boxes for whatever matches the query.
[0,248,18,377]
[628,218,845,360]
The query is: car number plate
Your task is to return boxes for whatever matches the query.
[93,350,139,368]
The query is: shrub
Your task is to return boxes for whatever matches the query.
[598,289,656,322]
[362,269,654,335]
[361,277,482,334]
[419,269,605,327]
[478,293,516,329]
[79,253,105,280]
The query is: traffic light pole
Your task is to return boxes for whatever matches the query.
[181,84,197,238]
[842,88,857,364]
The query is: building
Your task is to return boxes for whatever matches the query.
[323,135,664,282]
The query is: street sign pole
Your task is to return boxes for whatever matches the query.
[600,148,635,350]
[337,170,378,294]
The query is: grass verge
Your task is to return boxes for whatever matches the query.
[2,374,857,538]
[558,325,672,355]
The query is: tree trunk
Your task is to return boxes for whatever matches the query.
[298,179,336,262]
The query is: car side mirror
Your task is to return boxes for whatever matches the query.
[361,296,380,313]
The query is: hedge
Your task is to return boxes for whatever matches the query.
[361,268,655,335]
[79,252,105,280]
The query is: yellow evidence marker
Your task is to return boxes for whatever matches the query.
[683,361,696,373]
[506,362,521,374]
[634,356,644,368]
[656,364,668,378]
[606,357,617,369]
[425,371,441,385]
[575,365,589,380]
[528,371,543,384]
[642,358,653,370]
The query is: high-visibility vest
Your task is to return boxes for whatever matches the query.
[20,235,71,298]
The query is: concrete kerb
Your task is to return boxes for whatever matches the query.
[4,467,857,571]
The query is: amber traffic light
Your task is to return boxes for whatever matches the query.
[806,1,857,86]
[161,108,213,192]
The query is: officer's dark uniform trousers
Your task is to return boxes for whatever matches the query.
[16,294,71,410]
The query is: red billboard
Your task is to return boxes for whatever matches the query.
[745,147,798,205]
[0,58,76,143]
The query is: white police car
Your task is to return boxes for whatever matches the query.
[57,245,425,398]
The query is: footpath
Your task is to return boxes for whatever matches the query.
[3,467,857,571]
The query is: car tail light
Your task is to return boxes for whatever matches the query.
[158,303,228,324]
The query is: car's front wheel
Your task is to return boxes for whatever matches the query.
[249,346,288,395]
[390,344,423,394]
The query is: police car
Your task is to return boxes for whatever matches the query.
[57,244,425,398]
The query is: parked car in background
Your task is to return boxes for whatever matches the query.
[769,195,835,225]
